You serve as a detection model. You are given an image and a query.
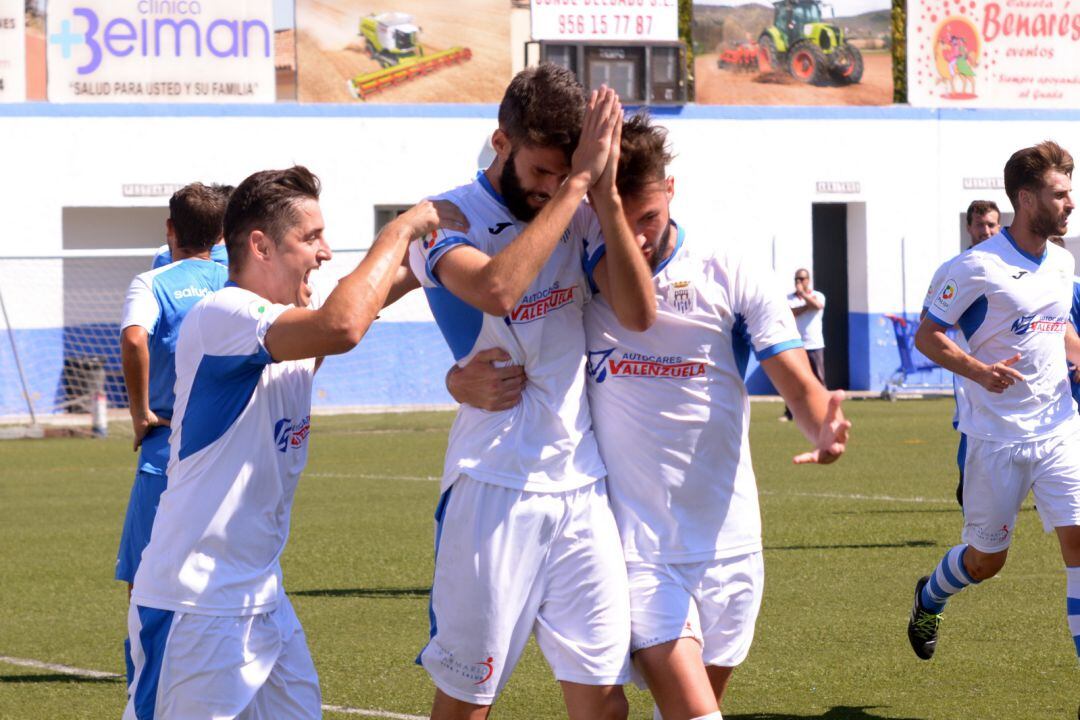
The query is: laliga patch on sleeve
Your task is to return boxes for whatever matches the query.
[933,279,958,310]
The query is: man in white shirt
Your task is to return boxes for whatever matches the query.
[908,142,1080,690]
[124,166,458,719]
[408,65,655,720]
[448,114,851,720]
[782,269,825,420]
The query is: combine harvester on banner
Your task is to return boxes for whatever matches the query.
[347,12,472,100]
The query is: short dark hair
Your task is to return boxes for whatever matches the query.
[498,64,585,161]
[224,166,321,271]
[1003,141,1074,210]
[616,113,673,199]
[965,199,1000,226]
[169,183,230,253]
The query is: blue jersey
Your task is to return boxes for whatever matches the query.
[151,243,229,269]
[120,259,229,475]
[1071,276,1080,408]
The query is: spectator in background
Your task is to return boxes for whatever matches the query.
[966,199,1001,247]
[782,268,825,421]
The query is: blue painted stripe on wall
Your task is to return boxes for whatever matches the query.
[0,312,948,417]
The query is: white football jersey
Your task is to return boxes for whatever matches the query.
[408,172,606,493]
[923,252,971,428]
[928,230,1077,442]
[131,284,315,616]
[585,225,803,562]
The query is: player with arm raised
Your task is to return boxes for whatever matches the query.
[449,113,850,720]
[908,143,1080,700]
[123,166,458,719]
[410,65,655,720]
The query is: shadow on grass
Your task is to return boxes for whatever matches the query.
[0,674,121,684]
[291,586,430,599]
[837,508,958,515]
[765,540,935,551]
[728,706,921,720]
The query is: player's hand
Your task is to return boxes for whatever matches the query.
[1071,362,1080,385]
[793,390,850,465]
[391,200,469,243]
[431,199,470,234]
[131,410,170,452]
[588,103,623,206]
[571,87,621,187]
[976,353,1023,393]
[446,348,526,412]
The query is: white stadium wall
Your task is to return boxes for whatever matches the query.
[2,104,1080,414]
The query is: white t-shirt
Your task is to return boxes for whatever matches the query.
[788,290,825,350]
[585,224,803,562]
[923,253,970,429]
[408,172,607,494]
[131,284,316,616]
[927,230,1077,442]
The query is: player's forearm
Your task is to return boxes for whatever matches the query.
[590,193,655,332]
[382,261,420,309]
[317,221,414,352]
[480,175,590,314]
[914,322,985,381]
[120,334,151,418]
[764,349,828,440]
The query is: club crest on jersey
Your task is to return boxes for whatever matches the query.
[423,230,440,250]
[1011,314,1067,335]
[666,280,695,314]
[587,347,706,383]
[507,283,577,324]
[273,415,311,452]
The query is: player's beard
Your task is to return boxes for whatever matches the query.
[500,151,542,223]
[1029,196,1070,239]
[646,222,674,272]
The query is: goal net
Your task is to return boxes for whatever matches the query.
[0,249,455,437]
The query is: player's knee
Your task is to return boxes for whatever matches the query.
[595,691,629,720]
[965,549,1007,580]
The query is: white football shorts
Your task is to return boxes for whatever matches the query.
[962,426,1080,553]
[418,474,631,705]
[123,593,320,719]
[627,551,764,683]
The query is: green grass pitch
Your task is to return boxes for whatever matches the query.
[0,398,1076,718]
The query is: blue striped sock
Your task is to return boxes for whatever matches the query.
[1067,566,1080,661]
[920,544,979,614]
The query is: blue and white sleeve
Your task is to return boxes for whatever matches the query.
[730,254,803,361]
[927,254,983,329]
[120,276,160,334]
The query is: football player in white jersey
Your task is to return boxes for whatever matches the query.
[448,114,851,720]
[908,142,1080,686]
[124,167,460,719]
[115,183,230,684]
[919,200,999,508]
[407,65,656,719]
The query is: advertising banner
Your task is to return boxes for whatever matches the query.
[296,0,510,103]
[0,0,26,101]
[692,0,892,105]
[908,0,1080,107]
[46,0,277,102]
[530,0,679,42]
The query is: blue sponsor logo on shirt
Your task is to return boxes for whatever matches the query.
[273,416,311,452]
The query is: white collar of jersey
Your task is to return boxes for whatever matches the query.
[475,170,507,208]
[1001,226,1047,266]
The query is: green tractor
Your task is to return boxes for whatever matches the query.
[757,0,863,85]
